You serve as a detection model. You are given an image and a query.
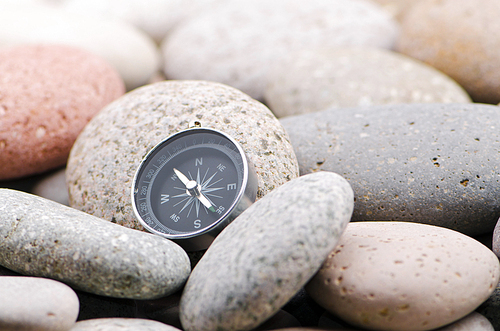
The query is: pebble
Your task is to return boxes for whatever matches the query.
[306,222,500,331]
[0,276,79,331]
[67,80,298,230]
[265,47,470,117]
[69,318,182,331]
[32,168,69,205]
[161,0,399,100]
[180,172,354,331]
[0,44,124,181]
[0,3,160,90]
[280,103,500,236]
[56,0,223,43]
[396,0,500,104]
[0,189,191,299]
[437,312,494,331]
[477,283,500,331]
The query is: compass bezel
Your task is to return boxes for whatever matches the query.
[131,126,258,251]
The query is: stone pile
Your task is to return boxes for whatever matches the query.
[1,0,500,331]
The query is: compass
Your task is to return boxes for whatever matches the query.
[131,121,258,251]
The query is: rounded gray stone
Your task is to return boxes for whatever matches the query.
[32,168,69,206]
[265,47,471,118]
[67,80,298,230]
[179,172,354,331]
[161,0,399,100]
[280,103,500,236]
[0,276,79,331]
[0,189,190,299]
[437,312,494,331]
[69,318,182,331]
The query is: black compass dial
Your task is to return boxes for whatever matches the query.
[132,128,247,239]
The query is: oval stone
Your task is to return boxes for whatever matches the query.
[0,3,160,90]
[0,276,79,331]
[161,0,398,100]
[70,318,182,331]
[280,103,500,236]
[180,172,354,331]
[306,222,500,331]
[438,312,494,331]
[396,0,500,104]
[67,80,298,230]
[0,189,190,299]
[0,44,124,181]
[265,47,471,118]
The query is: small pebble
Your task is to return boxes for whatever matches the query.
[0,44,124,181]
[161,0,398,100]
[67,80,298,230]
[281,103,500,236]
[306,222,499,330]
[0,189,190,299]
[180,172,354,331]
[397,0,500,103]
[0,276,79,331]
[265,47,470,117]
[436,312,494,331]
[69,318,182,331]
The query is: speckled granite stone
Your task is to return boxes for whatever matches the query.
[396,0,500,104]
[281,103,500,236]
[0,189,190,299]
[67,80,298,230]
[161,0,398,100]
[69,318,182,331]
[306,222,499,330]
[180,172,354,331]
[265,47,471,117]
[0,276,79,331]
[0,44,124,181]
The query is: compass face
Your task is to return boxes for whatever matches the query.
[132,127,252,245]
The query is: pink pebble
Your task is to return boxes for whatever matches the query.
[0,44,125,180]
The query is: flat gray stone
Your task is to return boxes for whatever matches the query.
[180,172,354,331]
[161,0,398,100]
[0,276,79,331]
[281,103,500,236]
[69,318,181,330]
[0,189,190,299]
[265,47,471,118]
[67,80,298,230]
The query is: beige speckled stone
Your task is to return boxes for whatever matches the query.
[265,47,470,117]
[396,0,500,104]
[306,222,500,331]
[69,318,182,330]
[0,44,124,181]
[0,3,160,90]
[67,80,298,230]
[0,189,191,299]
[180,172,354,331]
[161,0,399,100]
[0,276,79,331]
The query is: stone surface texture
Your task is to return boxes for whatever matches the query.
[280,103,500,236]
[180,172,354,331]
[0,276,79,331]
[161,0,399,100]
[67,80,298,230]
[265,47,470,118]
[0,3,160,90]
[0,44,124,181]
[306,222,500,331]
[371,0,422,21]
[396,0,500,104]
[0,189,190,299]
[69,318,182,331]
